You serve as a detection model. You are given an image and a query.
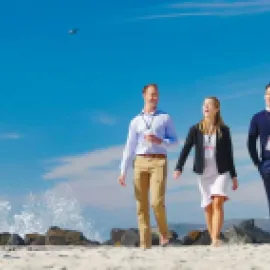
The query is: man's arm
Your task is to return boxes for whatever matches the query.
[120,119,138,176]
[247,114,260,166]
[162,115,178,147]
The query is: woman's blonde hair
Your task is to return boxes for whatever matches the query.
[199,96,225,137]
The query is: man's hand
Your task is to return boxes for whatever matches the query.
[118,174,126,187]
[232,177,238,191]
[144,134,162,144]
[173,170,182,180]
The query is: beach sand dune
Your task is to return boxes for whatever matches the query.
[0,244,270,270]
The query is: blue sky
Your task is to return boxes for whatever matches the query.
[0,0,270,240]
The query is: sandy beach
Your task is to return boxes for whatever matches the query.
[0,244,269,270]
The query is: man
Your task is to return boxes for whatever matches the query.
[247,83,270,216]
[118,83,178,249]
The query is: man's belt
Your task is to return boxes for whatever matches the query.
[137,154,166,158]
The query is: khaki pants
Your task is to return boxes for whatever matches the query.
[133,155,169,248]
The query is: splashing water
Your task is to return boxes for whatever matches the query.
[0,185,102,242]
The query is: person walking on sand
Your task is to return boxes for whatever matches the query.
[118,83,178,249]
[247,83,270,217]
[173,96,238,247]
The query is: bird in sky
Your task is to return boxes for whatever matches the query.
[68,28,79,35]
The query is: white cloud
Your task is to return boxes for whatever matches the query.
[168,1,270,9]
[43,145,123,180]
[0,133,21,140]
[137,0,270,20]
[219,89,262,100]
[90,111,117,126]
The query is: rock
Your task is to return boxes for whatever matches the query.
[109,227,179,246]
[223,218,270,244]
[181,229,225,245]
[181,230,202,245]
[187,230,202,242]
[0,233,13,245]
[102,239,114,245]
[151,228,178,245]
[0,233,24,245]
[223,226,253,244]
[239,219,255,230]
[110,228,126,244]
[46,235,67,245]
[25,234,45,245]
[192,230,211,245]
[45,226,98,245]
[7,234,25,245]
[120,229,139,247]
[170,239,182,246]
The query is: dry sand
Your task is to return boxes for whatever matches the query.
[0,244,269,269]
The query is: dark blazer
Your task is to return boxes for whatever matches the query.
[175,123,237,178]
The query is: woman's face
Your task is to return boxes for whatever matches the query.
[202,98,218,119]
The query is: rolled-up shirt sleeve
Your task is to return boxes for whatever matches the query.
[120,119,138,176]
[162,115,178,147]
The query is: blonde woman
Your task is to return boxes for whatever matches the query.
[173,97,238,247]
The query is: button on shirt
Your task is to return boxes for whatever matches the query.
[120,109,178,176]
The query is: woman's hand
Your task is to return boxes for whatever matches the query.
[232,177,238,191]
[173,170,182,180]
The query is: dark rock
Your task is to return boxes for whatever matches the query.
[109,228,179,246]
[45,226,98,245]
[223,226,253,244]
[7,234,25,245]
[170,239,182,246]
[102,239,114,245]
[0,233,12,245]
[223,218,270,244]
[181,229,225,245]
[239,219,255,230]
[25,234,45,245]
[192,230,211,245]
[151,228,178,245]
[181,230,202,245]
[110,228,126,244]
[0,233,24,245]
[120,229,139,247]
[46,235,67,245]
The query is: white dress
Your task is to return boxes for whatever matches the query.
[198,134,230,208]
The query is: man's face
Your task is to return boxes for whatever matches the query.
[265,87,270,107]
[143,86,159,107]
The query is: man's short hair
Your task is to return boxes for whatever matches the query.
[265,83,270,92]
[142,83,158,94]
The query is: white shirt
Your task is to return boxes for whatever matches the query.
[203,134,218,177]
[120,109,178,176]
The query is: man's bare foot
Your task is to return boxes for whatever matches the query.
[160,235,170,246]
[211,239,222,247]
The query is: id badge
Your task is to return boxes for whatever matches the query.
[266,136,270,151]
[143,129,153,147]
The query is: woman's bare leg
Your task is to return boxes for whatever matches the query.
[204,203,213,242]
[212,196,225,246]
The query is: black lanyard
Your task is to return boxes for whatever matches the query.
[141,111,156,130]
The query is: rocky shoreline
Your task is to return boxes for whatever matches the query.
[1,219,270,247]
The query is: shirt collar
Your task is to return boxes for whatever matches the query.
[141,107,158,115]
[266,107,270,112]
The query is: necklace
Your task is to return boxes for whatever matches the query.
[207,125,215,143]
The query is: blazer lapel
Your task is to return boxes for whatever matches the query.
[215,129,220,152]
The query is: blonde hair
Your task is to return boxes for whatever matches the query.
[199,96,225,137]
